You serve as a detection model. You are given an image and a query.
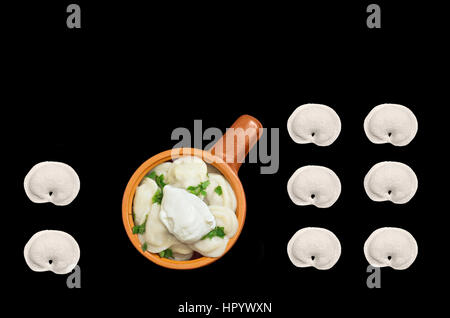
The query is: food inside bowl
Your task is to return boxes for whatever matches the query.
[132,156,238,261]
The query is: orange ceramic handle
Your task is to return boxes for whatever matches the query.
[210,115,263,174]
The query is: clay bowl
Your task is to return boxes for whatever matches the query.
[122,115,262,269]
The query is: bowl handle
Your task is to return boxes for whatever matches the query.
[210,115,263,174]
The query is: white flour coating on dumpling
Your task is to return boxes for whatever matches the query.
[167,156,208,188]
[287,227,341,270]
[24,230,80,274]
[287,166,341,208]
[364,104,418,146]
[364,227,418,270]
[205,173,237,212]
[24,161,80,206]
[287,104,341,146]
[364,161,418,204]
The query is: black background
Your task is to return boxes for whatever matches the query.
[4,1,446,315]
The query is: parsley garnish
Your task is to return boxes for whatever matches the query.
[214,185,223,195]
[146,172,166,204]
[201,226,226,240]
[152,188,163,204]
[142,242,148,252]
[159,248,173,258]
[147,172,166,189]
[132,214,148,234]
[187,180,210,196]
[147,171,157,180]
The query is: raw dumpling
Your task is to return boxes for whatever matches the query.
[287,104,341,146]
[205,173,237,212]
[143,203,177,253]
[209,205,239,238]
[364,227,418,270]
[24,161,80,206]
[287,165,341,208]
[149,162,172,183]
[24,230,80,274]
[364,161,418,204]
[287,227,341,270]
[167,156,208,188]
[364,104,418,146]
[190,236,229,258]
[133,177,158,225]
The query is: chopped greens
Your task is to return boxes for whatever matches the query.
[141,242,148,252]
[214,185,223,195]
[146,172,167,204]
[132,214,148,234]
[146,171,157,180]
[159,248,173,259]
[201,226,226,240]
[155,174,166,189]
[147,172,167,189]
[187,180,210,196]
[152,188,163,204]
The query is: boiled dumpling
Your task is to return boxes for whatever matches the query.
[171,252,194,261]
[205,173,237,212]
[133,177,158,225]
[150,162,172,183]
[171,242,193,254]
[190,236,229,258]
[209,205,238,238]
[143,203,177,253]
[167,156,208,188]
[170,242,194,261]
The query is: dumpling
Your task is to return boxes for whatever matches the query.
[171,242,193,254]
[133,177,158,225]
[287,227,341,270]
[143,203,177,253]
[190,236,229,258]
[209,205,239,238]
[364,104,418,146]
[24,230,80,274]
[171,252,194,261]
[364,161,418,204]
[364,227,418,270]
[167,156,208,188]
[170,242,194,261]
[287,104,341,146]
[24,161,80,206]
[205,173,237,212]
[287,166,341,208]
[149,162,172,183]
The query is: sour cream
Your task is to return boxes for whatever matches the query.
[159,185,216,244]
